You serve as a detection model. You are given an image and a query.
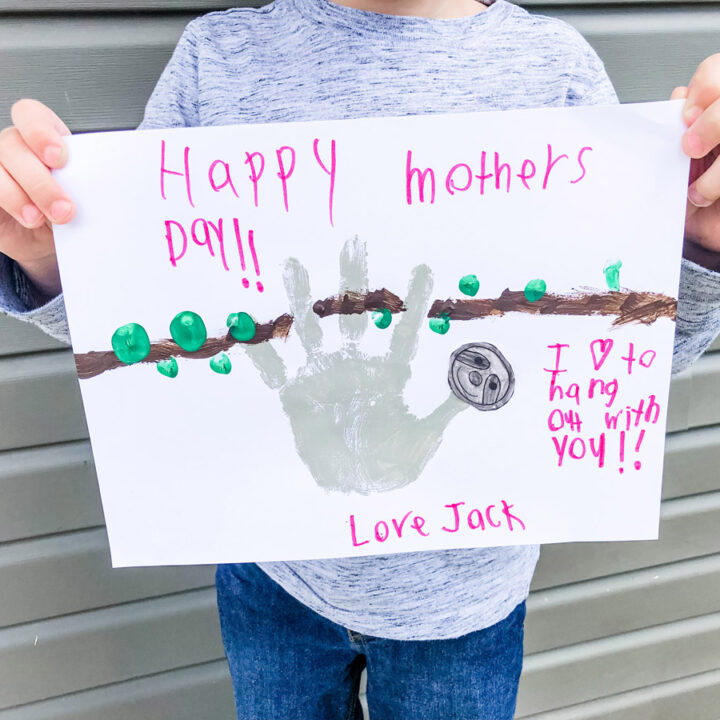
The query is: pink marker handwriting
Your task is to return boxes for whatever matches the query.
[347,498,525,548]
[165,217,263,291]
[349,510,429,547]
[544,341,662,474]
[406,143,593,205]
[441,500,526,533]
[159,137,336,226]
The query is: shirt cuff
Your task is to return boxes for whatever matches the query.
[672,257,720,374]
[11,258,47,310]
[0,254,70,344]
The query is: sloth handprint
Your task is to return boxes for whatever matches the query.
[243,236,468,494]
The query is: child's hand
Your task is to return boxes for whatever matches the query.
[0,99,74,299]
[673,54,720,264]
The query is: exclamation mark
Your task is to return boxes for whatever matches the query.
[233,218,250,289]
[634,429,645,471]
[619,430,625,474]
[248,230,264,292]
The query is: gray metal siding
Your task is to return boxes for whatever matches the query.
[0,2,718,717]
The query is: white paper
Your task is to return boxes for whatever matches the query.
[53,101,690,567]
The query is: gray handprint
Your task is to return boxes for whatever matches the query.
[245,236,468,494]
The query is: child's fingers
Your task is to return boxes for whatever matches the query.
[339,235,369,344]
[673,81,720,212]
[682,96,720,159]
[671,86,688,102]
[0,127,75,224]
[688,153,720,208]
[388,264,433,367]
[10,98,71,169]
[282,257,323,357]
[243,344,287,390]
[682,53,720,126]
[0,163,44,229]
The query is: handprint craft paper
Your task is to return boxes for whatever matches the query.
[53,102,689,566]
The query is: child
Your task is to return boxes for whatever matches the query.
[1,1,720,717]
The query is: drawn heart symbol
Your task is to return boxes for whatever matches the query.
[590,339,613,371]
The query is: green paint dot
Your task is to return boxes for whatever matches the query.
[111,323,151,364]
[524,279,547,303]
[459,274,480,297]
[156,357,179,378]
[429,314,451,335]
[210,353,232,374]
[604,260,623,291]
[227,312,257,342]
[170,311,207,352]
[372,308,393,329]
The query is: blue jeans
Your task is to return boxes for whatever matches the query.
[216,563,525,720]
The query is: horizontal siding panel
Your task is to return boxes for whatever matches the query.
[666,366,691,432]
[557,8,720,102]
[0,528,214,627]
[0,588,223,709]
[676,352,720,430]
[533,491,720,590]
[0,660,235,720]
[0,315,65,356]
[0,350,87,451]
[0,442,101,543]
[0,16,193,132]
[2,10,719,131]
[516,611,720,716]
[667,352,720,432]
[526,553,720,654]
[662,425,720,500]
[523,667,720,720]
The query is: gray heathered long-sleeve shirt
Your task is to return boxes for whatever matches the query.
[3,0,720,640]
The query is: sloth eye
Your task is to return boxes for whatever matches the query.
[473,354,490,369]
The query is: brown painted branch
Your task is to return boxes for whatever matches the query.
[428,289,677,327]
[75,314,293,380]
[73,288,676,379]
[313,288,405,317]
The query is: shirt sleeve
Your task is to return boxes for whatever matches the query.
[0,20,202,343]
[0,255,71,343]
[137,20,201,131]
[673,259,720,374]
[565,38,619,107]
